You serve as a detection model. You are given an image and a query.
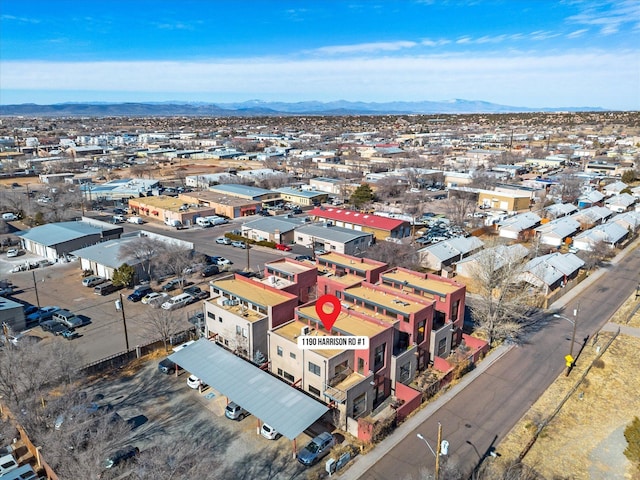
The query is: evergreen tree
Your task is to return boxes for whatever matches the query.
[350,183,375,209]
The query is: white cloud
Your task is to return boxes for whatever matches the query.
[311,41,417,54]
[421,38,450,47]
[566,0,640,36]
[456,36,472,44]
[566,29,588,38]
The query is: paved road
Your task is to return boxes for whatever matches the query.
[343,243,640,479]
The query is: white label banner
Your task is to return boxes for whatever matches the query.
[297,335,369,350]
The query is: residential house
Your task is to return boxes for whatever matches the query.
[544,203,578,219]
[535,217,581,247]
[577,190,605,209]
[571,206,613,229]
[572,222,628,251]
[601,181,628,196]
[498,212,541,240]
[455,244,530,279]
[604,193,636,213]
[520,252,585,294]
[418,236,484,271]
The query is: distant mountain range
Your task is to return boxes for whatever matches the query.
[0,99,604,117]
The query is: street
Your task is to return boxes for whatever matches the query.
[344,244,640,479]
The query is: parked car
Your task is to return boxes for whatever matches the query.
[82,276,105,288]
[186,375,206,389]
[141,292,162,304]
[294,255,314,262]
[215,237,232,245]
[161,279,182,292]
[94,282,120,296]
[6,248,22,258]
[201,265,220,277]
[297,432,336,466]
[260,423,280,440]
[102,445,139,469]
[211,256,232,266]
[147,292,169,308]
[158,358,179,375]
[183,286,208,300]
[160,293,194,310]
[275,243,292,251]
[232,241,248,249]
[53,309,90,329]
[50,322,70,336]
[225,402,248,421]
[127,285,153,302]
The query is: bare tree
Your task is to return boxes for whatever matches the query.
[445,192,476,227]
[365,241,420,269]
[155,243,195,285]
[141,309,188,352]
[130,436,223,480]
[555,171,583,203]
[118,235,166,280]
[466,242,533,347]
[582,239,615,270]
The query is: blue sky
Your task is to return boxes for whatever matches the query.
[1,0,638,109]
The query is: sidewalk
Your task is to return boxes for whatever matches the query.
[339,343,512,479]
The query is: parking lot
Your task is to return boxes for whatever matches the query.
[81,356,319,479]
[1,250,203,364]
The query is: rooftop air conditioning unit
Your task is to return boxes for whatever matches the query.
[301,326,310,336]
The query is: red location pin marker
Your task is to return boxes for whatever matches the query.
[315,294,341,332]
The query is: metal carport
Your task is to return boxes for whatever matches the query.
[169,338,329,441]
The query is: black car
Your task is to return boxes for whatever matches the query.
[162,279,181,292]
[183,286,208,300]
[51,322,70,336]
[102,445,139,469]
[295,255,314,262]
[158,358,180,375]
[201,265,219,277]
[127,285,153,302]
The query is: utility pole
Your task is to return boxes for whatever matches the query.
[116,293,130,352]
[567,304,579,375]
[32,270,41,309]
[435,422,442,480]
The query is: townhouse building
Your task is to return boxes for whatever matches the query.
[262,258,318,304]
[204,274,298,362]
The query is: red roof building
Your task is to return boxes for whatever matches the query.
[309,207,411,241]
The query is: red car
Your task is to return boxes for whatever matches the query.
[275,243,292,251]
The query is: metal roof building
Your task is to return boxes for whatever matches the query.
[169,339,328,441]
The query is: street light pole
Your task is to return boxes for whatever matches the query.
[554,303,579,376]
[416,422,444,480]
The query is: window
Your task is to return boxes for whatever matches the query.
[308,362,321,376]
[308,385,321,397]
[451,300,460,322]
[290,352,296,360]
[283,371,295,383]
[399,363,411,382]
[277,346,283,357]
[357,357,365,375]
[236,325,242,335]
[437,337,448,357]
[353,393,366,416]
[277,368,283,376]
[207,311,215,320]
[374,343,386,372]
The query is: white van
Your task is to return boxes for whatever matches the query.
[161,293,194,310]
[195,217,211,227]
[205,216,228,226]
[2,213,17,221]
[127,216,144,224]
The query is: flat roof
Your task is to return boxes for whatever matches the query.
[381,269,459,295]
[181,191,261,207]
[344,285,426,315]
[169,339,328,440]
[272,320,345,358]
[266,259,315,276]
[130,195,210,213]
[297,304,389,338]
[318,252,385,272]
[210,183,275,198]
[213,278,294,308]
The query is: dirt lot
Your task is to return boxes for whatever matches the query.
[496,292,640,479]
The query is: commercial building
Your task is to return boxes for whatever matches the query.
[293,223,374,256]
[274,187,329,206]
[308,207,411,241]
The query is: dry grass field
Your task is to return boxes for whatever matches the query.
[497,292,640,479]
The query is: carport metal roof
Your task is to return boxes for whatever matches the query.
[169,339,328,440]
